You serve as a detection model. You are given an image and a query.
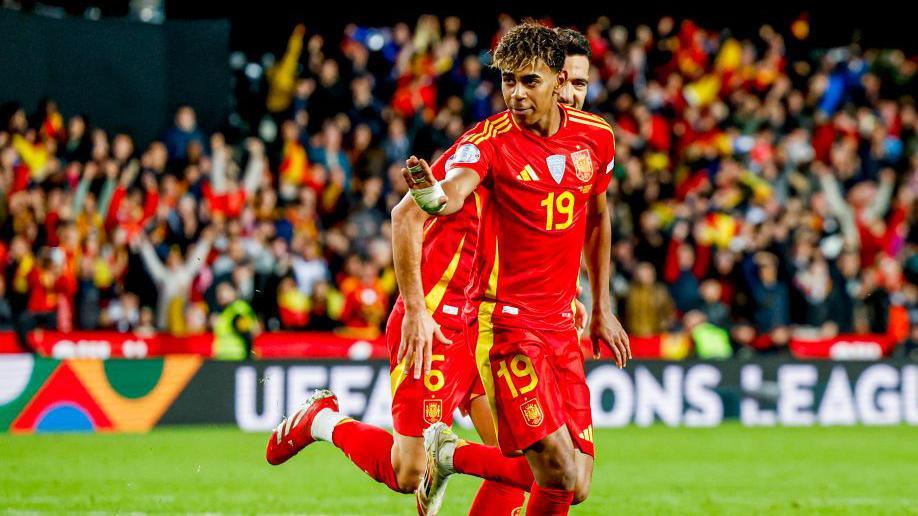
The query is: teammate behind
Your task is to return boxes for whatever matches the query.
[402,23,630,515]
[262,23,625,516]
[263,36,530,516]
[556,28,591,111]
[264,142,525,515]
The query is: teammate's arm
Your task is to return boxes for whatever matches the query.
[584,192,631,367]
[391,194,451,380]
[401,155,481,216]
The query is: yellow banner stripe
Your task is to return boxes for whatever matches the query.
[473,191,482,219]
[70,356,203,432]
[424,235,466,314]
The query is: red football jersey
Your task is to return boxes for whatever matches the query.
[391,140,485,330]
[452,106,616,331]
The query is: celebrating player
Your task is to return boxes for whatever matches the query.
[261,27,594,516]
[263,22,626,516]
[402,23,630,515]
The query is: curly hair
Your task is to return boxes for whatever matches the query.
[492,22,565,73]
[555,27,591,59]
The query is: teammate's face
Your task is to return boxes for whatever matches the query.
[501,60,566,127]
[559,55,589,110]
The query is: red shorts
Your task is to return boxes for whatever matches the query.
[386,307,484,437]
[470,312,594,457]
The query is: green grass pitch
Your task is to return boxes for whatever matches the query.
[2,424,917,514]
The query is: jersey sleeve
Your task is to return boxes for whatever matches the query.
[429,124,494,182]
[594,128,616,194]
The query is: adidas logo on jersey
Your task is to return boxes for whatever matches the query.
[516,164,540,182]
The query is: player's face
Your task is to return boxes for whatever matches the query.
[501,60,566,127]
[559,55,589,110]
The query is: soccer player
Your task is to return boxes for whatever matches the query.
[261,30,596,516]
[264,134,524,512]
[263,23,623,516]
[402,23,630,515]
[555,28,592,112]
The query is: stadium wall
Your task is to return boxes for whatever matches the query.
[0,10,230,147]
[1,356,916,433]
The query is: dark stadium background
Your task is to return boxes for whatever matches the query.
[15,0,918,52]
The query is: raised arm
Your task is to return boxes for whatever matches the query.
[138,236,167,283]
[401,155,481,216]
[816,166,859,248]
[182,228,214,277]
[72,165,96,214]
[210,136,228,194]
[241,139,266,196]
[864,168,896,221]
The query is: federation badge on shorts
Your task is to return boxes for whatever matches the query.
[571,149,594,182]
[546,155,566,184]
[520,398,544,427]
[423,399,443,425]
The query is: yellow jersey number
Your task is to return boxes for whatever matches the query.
[496,354,539,398]
[423,354,446,392]
[540,191,575,230]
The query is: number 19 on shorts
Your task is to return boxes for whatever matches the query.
[496,354,539,398]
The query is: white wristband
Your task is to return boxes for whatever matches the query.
[410,182,447,214]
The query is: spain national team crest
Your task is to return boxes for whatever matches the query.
[546,155,566,184]
[423,399,443,425]
[520,398,544,427]
[571,149,594,182]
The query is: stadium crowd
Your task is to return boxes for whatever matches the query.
[1,14,916,358]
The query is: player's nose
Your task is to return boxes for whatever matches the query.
[511,83,526,100]
[558,84,573,106]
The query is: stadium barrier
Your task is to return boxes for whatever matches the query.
[0,331,898,360]
[1,356,915,433]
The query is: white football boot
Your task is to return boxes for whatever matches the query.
[416,422,459,515]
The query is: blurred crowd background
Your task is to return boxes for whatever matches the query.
[1,8,916,358]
